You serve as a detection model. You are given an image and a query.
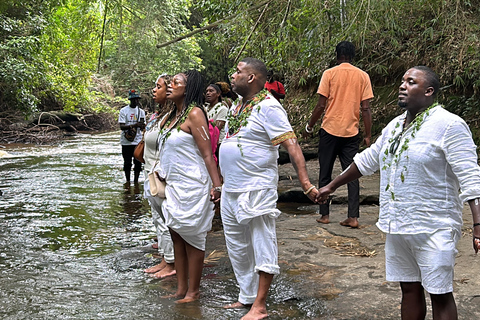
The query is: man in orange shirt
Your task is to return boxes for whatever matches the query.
[305,41,373,228]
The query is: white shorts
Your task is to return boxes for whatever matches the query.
[385,229,459,294]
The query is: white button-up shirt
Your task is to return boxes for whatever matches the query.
[354,105,480,234]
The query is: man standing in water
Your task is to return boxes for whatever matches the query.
[219,57,318,320]
[305,41,373,228]
[316,66,480,319]
[118,89,145,184]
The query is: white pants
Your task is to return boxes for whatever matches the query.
[221,189,280,305]
[144,179,174,263]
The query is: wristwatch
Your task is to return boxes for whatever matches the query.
[213,186,222,193]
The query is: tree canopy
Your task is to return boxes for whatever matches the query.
[1,0,479,126]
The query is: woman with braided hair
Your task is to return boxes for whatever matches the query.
[142,74,176,279]
[154,70,222,303]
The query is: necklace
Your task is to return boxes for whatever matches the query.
[382,103,439,198]
[226,89,268,137]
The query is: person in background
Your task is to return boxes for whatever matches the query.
[216,81,237,108]
[142,74,176,279]
[316,66,480,320]
[220,58,318,320]
[118,89,145,184]
[156,70,222,303]
[205,83,228,156]
[264,70,285,101]
[305,41,373,228]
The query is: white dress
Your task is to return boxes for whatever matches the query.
[156,129,213,251]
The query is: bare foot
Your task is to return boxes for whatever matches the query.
[316,215,330,224]
[241,305,268,320]
[223,301,251,309]
[151,263,176,279]
[175,292,200,304]
[161,293,184,299]
[144,259,167,273]
[339,217,359,228]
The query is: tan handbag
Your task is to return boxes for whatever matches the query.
[149,170,166,198]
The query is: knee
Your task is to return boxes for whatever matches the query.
[400,282,423,295]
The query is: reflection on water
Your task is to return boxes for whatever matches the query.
[0,132,325,319]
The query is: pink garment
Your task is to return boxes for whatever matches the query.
[209,119,220,164]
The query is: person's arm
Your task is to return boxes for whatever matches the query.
[214,120,225,131]
[303,94,327,137]
[361,99,372,147]
[280,138,318,202]
[316,163,363,203]
[469,198,480,253]
[183,107,222,202]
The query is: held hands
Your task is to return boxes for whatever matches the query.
[315,186,334,204]
[210,188,221,203]
[473,224,480,253]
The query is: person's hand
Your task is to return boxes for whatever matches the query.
[473,225,480,253]
[306,187,319,203]
[362,136,371,147]
[316,186,334,203]
[210,188,221,203]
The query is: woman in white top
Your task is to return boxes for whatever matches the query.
[157,70,222,303]
[142,74,176,279]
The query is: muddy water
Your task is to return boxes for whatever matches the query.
[0,132,325,319]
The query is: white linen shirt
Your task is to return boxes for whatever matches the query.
[354,105,480,235]
[219,93,295,192]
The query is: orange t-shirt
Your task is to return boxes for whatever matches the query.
[317,63,373,137]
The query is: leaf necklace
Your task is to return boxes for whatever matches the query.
[226,89,268,137]
[382,102,439,199]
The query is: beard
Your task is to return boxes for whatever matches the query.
[397,101,407,109]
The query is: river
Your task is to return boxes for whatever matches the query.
[0,131,324,320]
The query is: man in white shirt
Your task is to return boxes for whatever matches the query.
[316,66,480,319]
[219,58,318,320]
[118,89,145,184]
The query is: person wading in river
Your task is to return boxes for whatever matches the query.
[219,58,318,320]
[118,90,145,184]
[316,66,480,320]
[142,74,176,279]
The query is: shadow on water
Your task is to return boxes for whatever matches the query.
[0,132,326,319]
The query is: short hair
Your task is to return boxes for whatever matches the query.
[412,66,440,97]
[240,57,268,82]
[183,69,204,108]
[336,41,355,61]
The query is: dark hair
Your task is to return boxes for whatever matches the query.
[183,69,204,108]
[240,57,268,81]
[412,66,440,97]
[336,41,355,61]
[207,83,222,102]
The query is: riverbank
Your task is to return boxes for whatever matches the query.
[203,157,480,319]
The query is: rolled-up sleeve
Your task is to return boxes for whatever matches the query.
[354,127,387,176]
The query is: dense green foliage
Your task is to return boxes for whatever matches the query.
[1,0,479,137]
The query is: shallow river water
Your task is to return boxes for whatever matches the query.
[0,132,324,320]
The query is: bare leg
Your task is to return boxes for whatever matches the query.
[241,271,273,320]
[400,282,426,320]
[175,241,205,303]
[430,292,457,320]
[169,229,187,299]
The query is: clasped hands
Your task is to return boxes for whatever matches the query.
[305,186,334,204]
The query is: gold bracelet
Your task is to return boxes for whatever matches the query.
[303,185,315,195]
